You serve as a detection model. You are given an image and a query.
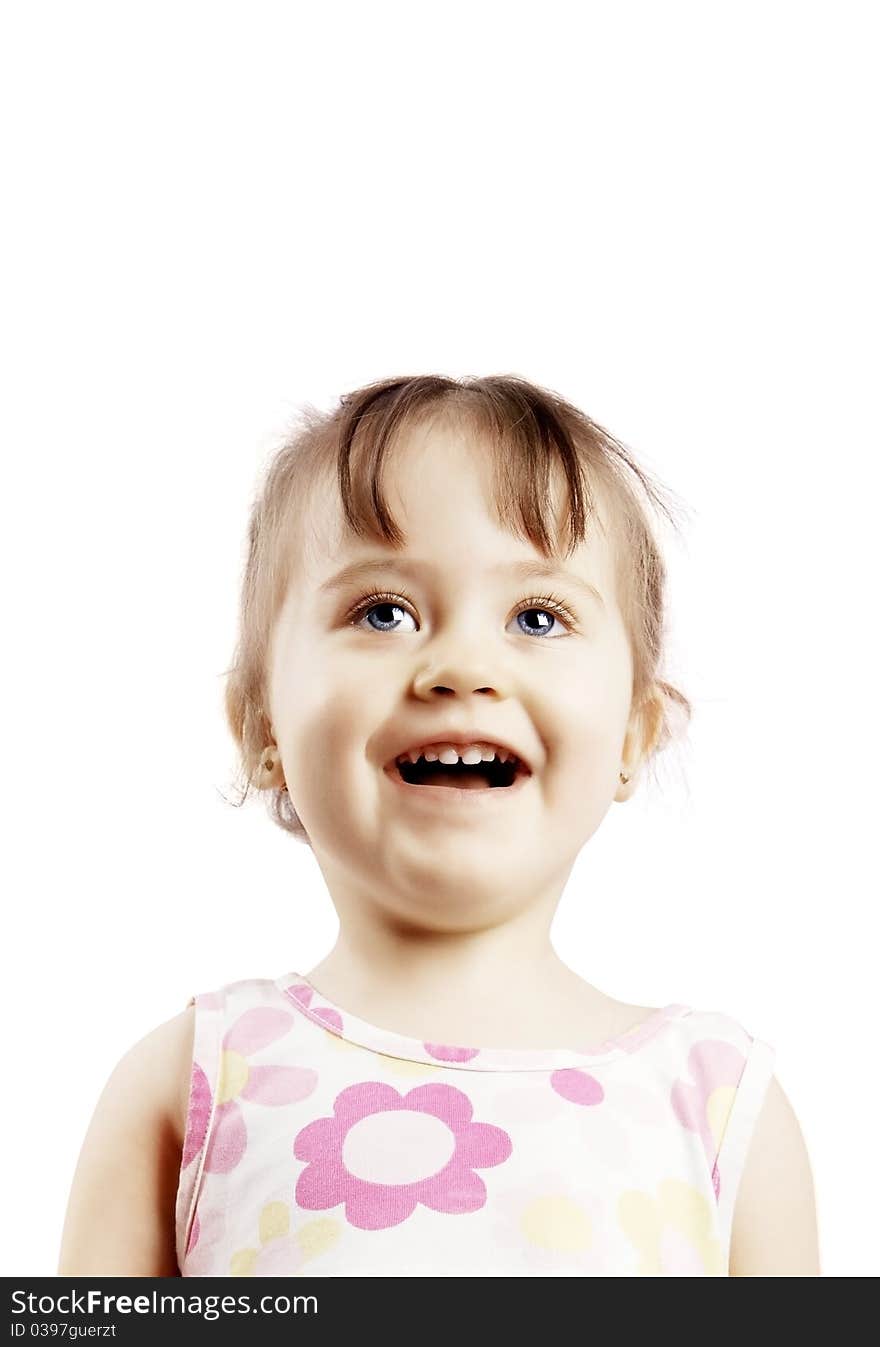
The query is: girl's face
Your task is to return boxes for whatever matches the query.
[267,419,647,929]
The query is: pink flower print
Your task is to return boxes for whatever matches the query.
[204,1007,319,1175]
[285,982,345,1032]
[670,1039,747,1201]
[294,1080,513,1230]
[550,1068,605,1107]
[423,1042,481,1063]
[286,981,483,1065]
[181,1061,213,1170]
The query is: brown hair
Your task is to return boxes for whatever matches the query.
[223,374,692,841]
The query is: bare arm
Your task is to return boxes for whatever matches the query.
[729,1074,821,1276]
[57,1006,195,1277]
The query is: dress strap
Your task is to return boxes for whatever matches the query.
[173,988,225,1272]
[712,1035,777,1257]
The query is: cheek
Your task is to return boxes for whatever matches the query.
[272,636,367,752]
[279,674,374,803]
[546,655,631,746]
[294,693,362,760]
[539,671,630,800]
[540,733,624,849]
[545,731,622,810]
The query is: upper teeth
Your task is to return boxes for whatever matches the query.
[396,742,519,766]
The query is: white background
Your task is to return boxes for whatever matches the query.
[2,1,876,1277]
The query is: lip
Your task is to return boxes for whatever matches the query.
[382,760,533,808]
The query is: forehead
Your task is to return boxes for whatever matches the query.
[295,417,620,601]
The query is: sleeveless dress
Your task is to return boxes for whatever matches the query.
[174,971,775,1277]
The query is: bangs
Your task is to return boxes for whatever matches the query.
[331,375,603,562]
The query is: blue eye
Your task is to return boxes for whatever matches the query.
[356,598,418,634]
[515,606,566,637]
[346,590,575,638]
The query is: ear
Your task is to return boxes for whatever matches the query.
[615,687,664,802]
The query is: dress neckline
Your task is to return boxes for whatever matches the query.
[275,971,692,1073]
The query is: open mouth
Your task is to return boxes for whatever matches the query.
[386,756,529,790]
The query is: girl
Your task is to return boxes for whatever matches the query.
[58,374,820,1277]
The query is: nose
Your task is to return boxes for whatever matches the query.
[409,600,513,700]
[412,657,509,700]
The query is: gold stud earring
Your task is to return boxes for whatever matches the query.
[619,772,630,785]
[258,745,283,787]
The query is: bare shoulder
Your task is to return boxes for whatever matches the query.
[151,1002,197,1146]
[729,1073,821,1276]
[91,1003,196,1142]
[57,1005,196,1277]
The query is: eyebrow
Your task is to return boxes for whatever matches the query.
[318,557,605,609]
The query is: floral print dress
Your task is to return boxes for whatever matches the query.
[175,972,775,1277]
